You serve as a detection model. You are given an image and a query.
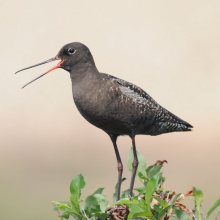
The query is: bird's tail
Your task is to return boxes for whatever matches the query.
[150,109,193,135]
[166,110,193,129]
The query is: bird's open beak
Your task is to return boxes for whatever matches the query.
[15,57,63,88]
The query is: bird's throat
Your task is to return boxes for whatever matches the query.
[70,62,99,83]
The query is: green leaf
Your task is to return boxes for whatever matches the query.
[127,148,147,182]
[146,165,153,174]
[154,193,181,219]
[134,187,146,195]
[69,174,86,214]
[120,189,130,200]
[171,193,182,206]
[116,198,141,206]
[193,187,203,204]
[94,213,109,220]
[147,165,163,180]
[59,211,70,219]
[171,208,188,220]
[193,187,203,220]
[93,188,104,194]
[152,196,168,208]
[154,204,163,213]
[52,201,73,211]
[128,203,152,220]
[116,198,149,212]
[145,174,161,207]
[70,174,86,197]
[158,205,172,220]
[83,190,108,216]
[206,198,220,218]
[91,194,108,213]
[53,201,72,211]
[132,211,155,219]
[116,198,153,220]
[52,201,83,219]
[137,171,148,183]
[70,194,81,214]
[83,194,100,215]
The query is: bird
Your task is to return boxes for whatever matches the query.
[15,42,193,201]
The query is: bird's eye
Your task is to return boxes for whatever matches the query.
[67,48,76,54]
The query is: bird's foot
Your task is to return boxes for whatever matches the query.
[106,205,129,220]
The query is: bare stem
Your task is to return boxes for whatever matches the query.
[214,208,220,220]
[56,208,63,220]
[166,192,170,202]
[190,208,197,220]
[82,209,90,220]
[200,204,207,220]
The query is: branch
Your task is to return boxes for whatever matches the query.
[214,208,220,220]
[190,208,197,220]
[200,204,207,220]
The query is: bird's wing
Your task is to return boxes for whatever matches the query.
[100,73,192,132]
[100,72,159,105]
[111,75,193,128]
[111,76,161,110]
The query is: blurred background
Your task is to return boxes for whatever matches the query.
[1,0,220,219]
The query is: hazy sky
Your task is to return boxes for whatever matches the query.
[1,1,220,220]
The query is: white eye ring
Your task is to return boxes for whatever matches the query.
[67,48,76,54]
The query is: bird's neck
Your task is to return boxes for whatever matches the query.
[70,61,99,83]
[70,62,100,105]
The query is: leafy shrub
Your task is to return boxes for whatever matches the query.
[53,149,220,220]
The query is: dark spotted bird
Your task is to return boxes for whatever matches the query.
[16,42,193,201]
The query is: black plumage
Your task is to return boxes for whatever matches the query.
[16,42,193,201]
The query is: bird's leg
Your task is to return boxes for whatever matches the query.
[129,137,139,199]
[109,135,123,201]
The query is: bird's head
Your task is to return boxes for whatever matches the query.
[15,42,94,88]
[57,42,95,72]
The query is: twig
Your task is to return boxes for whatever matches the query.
[200,204,207,220]
[166,192,170,202]
[189,207,197,220]
[82,209,90,220]
[123,205,129,220]
[56,208,63,220]
[214,208,220,220]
